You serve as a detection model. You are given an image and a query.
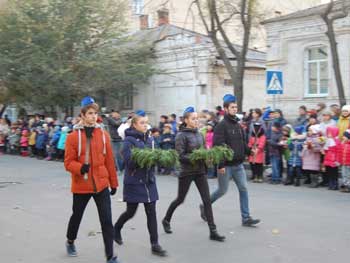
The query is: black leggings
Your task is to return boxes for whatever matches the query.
[164,174,216,230]
[114,202,159,245]
[250,163,263,179]
[325,166,338,189]
[66,188,114,260]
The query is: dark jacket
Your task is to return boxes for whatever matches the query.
[268,130,283,157]
[159,133,175,150]
[122,128,158,203]
[175,128,207,177]
[214,114,248,168]
[106,117,122,142]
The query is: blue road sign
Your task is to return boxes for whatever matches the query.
[266,70,283,95]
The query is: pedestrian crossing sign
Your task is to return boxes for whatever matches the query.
[266,70,283,95]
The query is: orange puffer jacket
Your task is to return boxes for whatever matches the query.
[64,124,118,194]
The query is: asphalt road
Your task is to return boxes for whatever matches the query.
[1,155,350,263]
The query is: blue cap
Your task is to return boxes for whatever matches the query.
[223,94,236,103]
[183,106,195,115]
[135,110,146,117]
[81,96,95,107]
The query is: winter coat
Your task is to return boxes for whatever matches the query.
[106,117,122,142]
[20,135,28,147]
[301,135,322,171]
[50,130,61,147]
[57,130,69,150]
[268,130,283,157]
[35,132,48,150]
[323,126,341,168]
[205,130,214,149]
[159,133,175,150]
[8,133,20,147]
[339,141,350,166]
[64,123,118,194]
[176,127,207,177]
[214,114,248,168]
[248,134,266,164]
[122,128,158,203]
[337,115,350,140]
[29,131,36,146]
[288,138,305,167]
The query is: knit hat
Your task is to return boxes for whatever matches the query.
[341,105,350,112]
[207,121,215,128]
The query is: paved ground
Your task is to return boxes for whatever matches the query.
[1,155,350,263]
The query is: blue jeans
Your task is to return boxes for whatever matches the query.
[210,164,250,221]
[270,155,281,182]
[112,141,124,172]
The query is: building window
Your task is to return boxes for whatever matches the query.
[305,46,329,97]
[132,0,144,15]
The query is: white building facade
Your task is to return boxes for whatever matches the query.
[263,1,350,118]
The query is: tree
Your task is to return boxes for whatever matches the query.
[0,0,155,115]
[320,0,349,107]
[194,0,260,112]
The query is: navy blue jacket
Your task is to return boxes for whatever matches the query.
[122,128,159,203]
[159,133,175,150]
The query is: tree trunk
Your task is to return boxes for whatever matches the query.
[325,21,347,106]
[0,104,7,118]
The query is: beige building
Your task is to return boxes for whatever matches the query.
[127,0,329,49]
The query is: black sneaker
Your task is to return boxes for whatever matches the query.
[107,256,122,263]
[209,230,226,242]
[114,226,123,245]
[162,219,172,234]
[151,244,168,257]
[242,217,261,227]
[66,241,77,257]
[199,205,207,222]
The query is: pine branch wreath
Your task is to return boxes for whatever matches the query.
[131,148,179,169]
[189,146,234,166]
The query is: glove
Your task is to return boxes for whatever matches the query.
[110,188,117,196]
[80,164,90,175]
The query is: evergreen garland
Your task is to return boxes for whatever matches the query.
[189,146,234,166]
[131,148,179,169]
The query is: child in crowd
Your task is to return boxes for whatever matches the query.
[205,121,216,178]
[57,126,69,161]
[302,125,323,188]
[46,126,61,161]
[159,124,175,175]
[268,122,283,184]
[29,128,37,157]
[0,131,5,154]
[20,129,29,156]
[337,105,350,140]
[8,128,20,154]
[323,126,341,190]
[339,130,350,193]
[285,126,305,186]
[248,123,266,183]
